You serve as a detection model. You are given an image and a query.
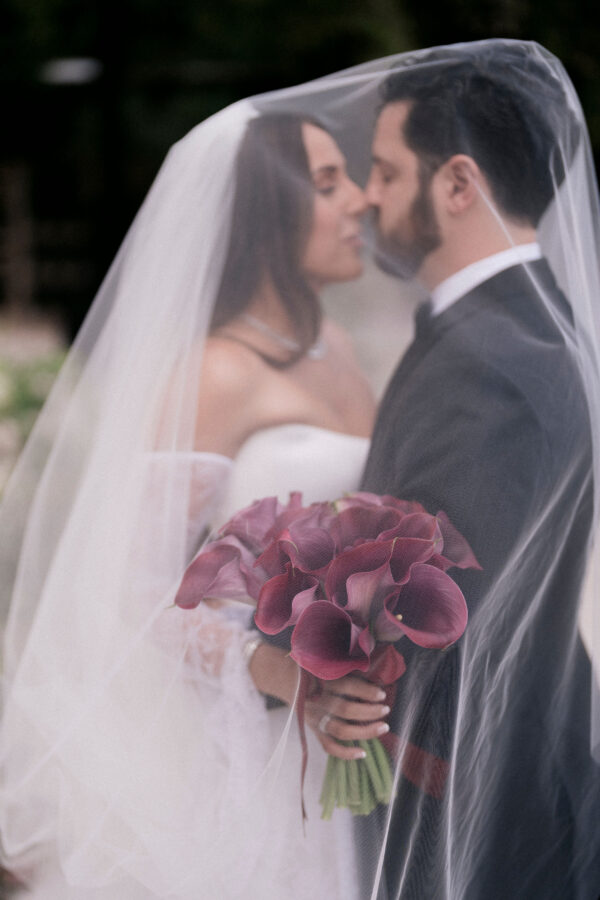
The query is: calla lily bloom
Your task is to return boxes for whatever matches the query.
[367,643,407,685]
[256,505,337,577]
[325,537,438,613]
[330,505,404,552]
[375,563,469,648]
[174,535,265,608]
[220,495,283,554]
[290,600,375,679]
[255,564,321,634]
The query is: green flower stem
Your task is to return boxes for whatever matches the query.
[370,734,393,801]
[359,757,376,815]
[336,755,348,807]
[320,754,338,820]
[359,739,386,801]
[319,739,392,819]
[347,757,360,807]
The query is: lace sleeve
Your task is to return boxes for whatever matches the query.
[131,450,267,693]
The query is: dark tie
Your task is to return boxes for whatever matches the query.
[414,300,433,339]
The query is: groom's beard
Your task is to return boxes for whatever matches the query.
[372,176,442,280]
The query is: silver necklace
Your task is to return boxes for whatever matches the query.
[241,313,327,360]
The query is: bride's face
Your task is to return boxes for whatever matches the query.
[301,123,367,288]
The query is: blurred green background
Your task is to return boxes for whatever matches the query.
[0,0,599,490]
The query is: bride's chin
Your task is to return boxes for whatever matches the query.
[329,258,366,285]
[306,264,364,292]
[341,258,365,282]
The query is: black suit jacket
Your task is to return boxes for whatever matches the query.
[359,259,600,899]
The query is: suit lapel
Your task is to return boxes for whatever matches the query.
[384,258,564,394]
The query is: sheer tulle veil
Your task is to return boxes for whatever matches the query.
[1,39,599,898]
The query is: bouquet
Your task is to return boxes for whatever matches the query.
[174,491,480,818]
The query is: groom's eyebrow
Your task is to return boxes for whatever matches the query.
[371,154,397,172]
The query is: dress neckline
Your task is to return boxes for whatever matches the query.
[150,423,370,464]
[227,423,370,462]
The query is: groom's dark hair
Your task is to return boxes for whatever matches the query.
[381,42,580,226]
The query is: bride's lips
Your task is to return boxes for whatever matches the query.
[343,232,364,249]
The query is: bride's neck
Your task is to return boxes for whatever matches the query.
[245,279,298,339]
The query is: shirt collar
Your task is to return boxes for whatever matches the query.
[430,243,543,317]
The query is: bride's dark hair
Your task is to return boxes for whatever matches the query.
[210,113,323,360]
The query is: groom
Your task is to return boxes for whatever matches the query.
[359,46,600,898]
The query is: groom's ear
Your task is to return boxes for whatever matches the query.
[437,154,480,215]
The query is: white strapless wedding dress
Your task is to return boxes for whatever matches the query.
[217,423,371,520]
[11,425,369,900]
[203,425,371,900]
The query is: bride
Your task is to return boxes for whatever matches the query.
[195,113,392,752]
[0,107,388,897]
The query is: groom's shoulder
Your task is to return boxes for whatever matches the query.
[400,288,580,417]
[453,282,588,431]
[447,272,573,373]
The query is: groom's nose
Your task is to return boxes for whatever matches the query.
[365,169,381,208]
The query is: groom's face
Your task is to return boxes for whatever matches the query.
[366,101,441,279]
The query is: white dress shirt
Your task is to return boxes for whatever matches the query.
[430,243,542,317]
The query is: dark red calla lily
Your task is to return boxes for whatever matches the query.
[174,535,264,608]
[367,643,407,685]
[375,562,468,648]
[256,505,337,578]
[387,534,440,582]
[343,563,399,626]
[282,522,336,574]
[330,505,404,553]
[272,497,333,534]
[290,600,375,679]
[220,496,283,553]
[383,512,440,543]
[325,540,397,609]
[255,563,320,634]
[325,536,439,614]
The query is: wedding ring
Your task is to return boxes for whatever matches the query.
[241,634,263,667]
[318,713,332,735]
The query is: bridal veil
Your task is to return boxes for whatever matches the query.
[1,39,599,898]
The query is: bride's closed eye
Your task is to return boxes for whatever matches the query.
[313,166,339,196]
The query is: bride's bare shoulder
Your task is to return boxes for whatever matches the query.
[193,335,268,456]
[200,335,264,392]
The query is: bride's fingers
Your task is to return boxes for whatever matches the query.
[321,696,390,722]
[317,732,368,760]
[306,711,390,759]
[323,715,390,743]
[325,675,387,703]
[303,677,391,760]
[324,694,390,723]
[305,711,368,760]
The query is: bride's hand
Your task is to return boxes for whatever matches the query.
[305,676,390,761]
[248,645,390,760]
